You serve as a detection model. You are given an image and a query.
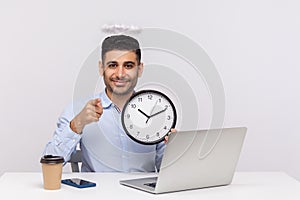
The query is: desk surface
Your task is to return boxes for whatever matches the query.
[0,172,300,200]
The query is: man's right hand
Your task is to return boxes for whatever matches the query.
[70,98,103,134]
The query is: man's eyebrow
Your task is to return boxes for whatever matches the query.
[105,61,117,65]
[123,61,136,65]
[105,61,136,66]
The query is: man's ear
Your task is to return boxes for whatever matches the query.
[99,61,104,76]
[138,62,144,77]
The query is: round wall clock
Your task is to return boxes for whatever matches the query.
[121,90,177,145]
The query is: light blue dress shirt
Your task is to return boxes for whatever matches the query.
[43,91,165,172]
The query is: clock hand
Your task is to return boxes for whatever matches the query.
[145,99,159,124]
[138,109,150,119]
[149,100,158,115]
[146,107,168,123]
[149,107,167,118]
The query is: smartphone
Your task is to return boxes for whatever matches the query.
[61,178,96,188]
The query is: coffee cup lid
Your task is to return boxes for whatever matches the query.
[40,155,64,164]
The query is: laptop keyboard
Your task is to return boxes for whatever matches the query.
[144,182,156,188]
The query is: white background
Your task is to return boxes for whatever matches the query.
[0,0,299,180]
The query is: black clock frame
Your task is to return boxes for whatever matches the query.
[121,89,177,145]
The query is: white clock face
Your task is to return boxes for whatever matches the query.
[121,90,177,145]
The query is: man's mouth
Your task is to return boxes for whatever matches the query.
[112,79,128,87]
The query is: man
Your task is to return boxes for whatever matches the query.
[43,35,167,172]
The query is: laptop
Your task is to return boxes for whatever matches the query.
[119,127,247,194]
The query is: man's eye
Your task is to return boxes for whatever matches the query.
[108,64,117,68]
[125,64,134,69]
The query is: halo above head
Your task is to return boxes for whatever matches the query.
[101,24,143,34]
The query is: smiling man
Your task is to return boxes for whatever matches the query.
[43,35,166,172]
[100,49,143,109]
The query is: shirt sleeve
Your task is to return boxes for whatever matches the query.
[155,141,166,172]
[43,103,82,164]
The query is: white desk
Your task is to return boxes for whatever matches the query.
[0,172,300,199]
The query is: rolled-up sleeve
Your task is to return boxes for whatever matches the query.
[43,103,82,164]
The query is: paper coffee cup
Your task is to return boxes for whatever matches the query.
[40,155,64,190]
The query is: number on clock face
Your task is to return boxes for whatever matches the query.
[121,90,177,145]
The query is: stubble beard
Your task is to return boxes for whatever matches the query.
[104,74,138,98]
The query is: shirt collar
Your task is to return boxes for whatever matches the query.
[97,89,136,109]
[98,89,112,109]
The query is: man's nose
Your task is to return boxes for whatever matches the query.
[116,66,125,77]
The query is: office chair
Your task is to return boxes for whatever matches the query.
[68,150,82,172]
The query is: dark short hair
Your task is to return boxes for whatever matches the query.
[101,35,141,64]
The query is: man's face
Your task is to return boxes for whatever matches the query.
[100,50,143,97]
